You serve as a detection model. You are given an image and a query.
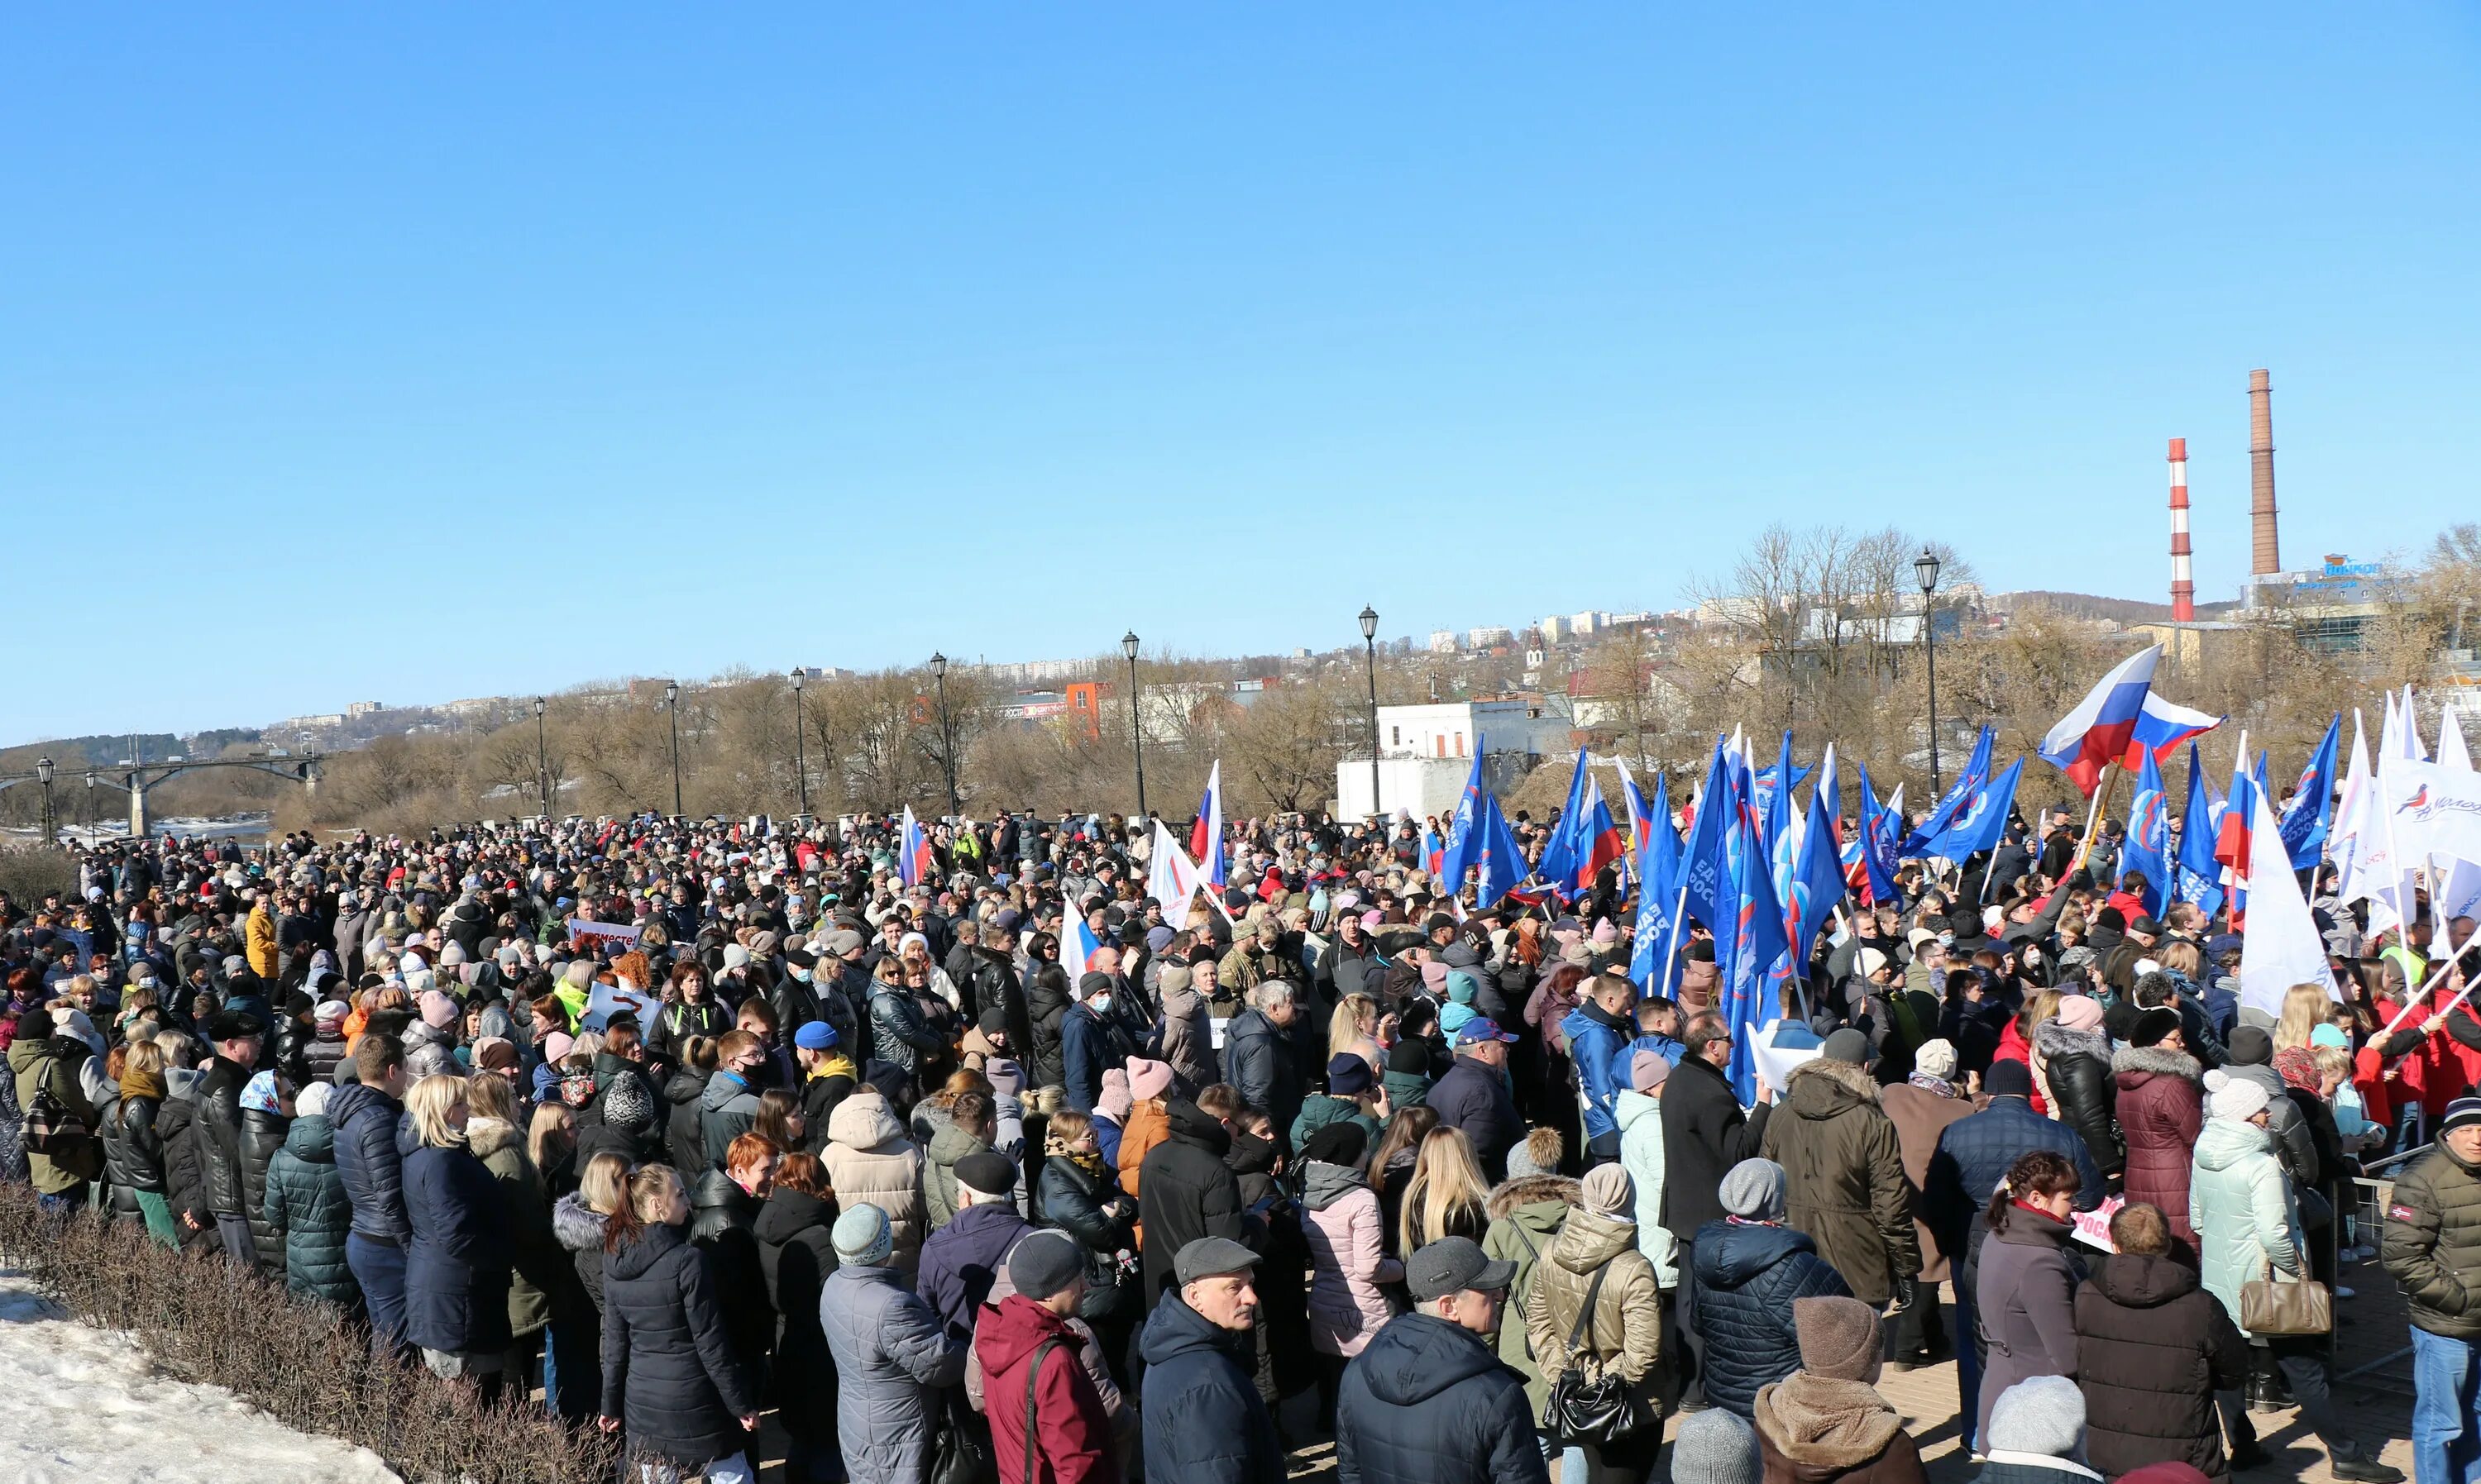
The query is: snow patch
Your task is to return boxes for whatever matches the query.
[0,1272,401,1484]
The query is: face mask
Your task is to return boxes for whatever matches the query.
[1938,932,1955,948]
[791,967,811,983]
[1091,995,1113,1015]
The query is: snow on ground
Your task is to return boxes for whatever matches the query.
[0,1273,401,1484]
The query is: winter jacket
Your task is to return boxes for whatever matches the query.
[237,1100,288,1268]
[1974,1200,2085,1446]
[868,985,946,1081]
[753,1186,839,1426]
[1025,968,1072,1090]
[978,1293,1121,1484]
[1429,1055,1522,1183]
[103,1083,167,1195]
[1035,1152,1138,1323]
[698,1070,762,1171]
[1137,1099,1245,1305]
[2190,1115,2304,1339]
[1135,1291,1286,1484]
[919,1200,1034,1340]
[2031,1022,2121,1182]
[1561,1001,1634,1143]
[2383,1140,2481,1342]
[1480,1174,1577,1415]
[2113,1046,2205,1248]
[553,1191,610,1316]
[2220,1060,2320,1191]
[924,1119,989,1232]
[1114,1100,1168,1199]
[601,1219,758,1467]
[1059,1004,1121,1114]
[404,1139,514,1355]
[1525,1207,1666,1423]
[1222,1007,1305,1140]
[328,1082,413,1247]
[2074,1251,2247,1482]
[1879,1078,1974,1285]
[191,1053,252,1218]
[1336,1310,1547,1484]
[1157,967,1217,1093]
[1760,1058,1918,1306]
[1752,1372,1930,1484]
[1922,1096,2103,1282]
[1661,1052,1774,1247]
[686,1167,774,1381]
[1302,1160,1402,1359]
[1290,1093,1384,1157]
[819,1091,926,1271]
[157,1070,212,1248]
[1612,1090,1680,1286]
[1690,1219,1852,1418]
[818,1262,968,1484]
[303,1028,351,1087]
[262,1113,358,1307]
[662,1067,709,1175]
[470,1117,564,1339]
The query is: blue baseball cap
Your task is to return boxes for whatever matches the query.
[793,1020,839,1051]
[1456,1018,1519,1047]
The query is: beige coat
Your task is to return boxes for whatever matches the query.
[1525,1206,1665,1412]
[821,1090,927,1271]
[1155,968,1217,1093]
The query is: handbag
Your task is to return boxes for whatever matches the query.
[929,1384,997,1484]
[2240,1262,2332,1337]
[1542,1266,1656,1445]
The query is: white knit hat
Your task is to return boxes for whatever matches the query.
[2204,1067,2270,1123]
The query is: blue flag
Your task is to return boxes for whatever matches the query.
[1628,773,1683,995]
[2175,742,2225,919]
[1680,742,1731,940]
[1852,762,1900,907]
[1472,790,1527,909]
[1532,747,1593,900]
[1712,754,1789,1105]
[1900,725,1995,856]
[2124,745,2173,916]
[1916,756,2021,863]
[2280,714,2340,871]
[1781,748,1849,988]
[1436,738,1488,898]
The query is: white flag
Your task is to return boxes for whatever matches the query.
[2239,788,2339,1019]
[2392,757,2481,919]
[1145,821,1205,921]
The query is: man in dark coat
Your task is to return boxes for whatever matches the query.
[689,1135,777,1392]
[192,1012,264,1267]
[332,1033,414,1354]
[1335,1236,1547,1484]
[1660,1014,1775,1404]
[2384,1095,2481,1484]
[1221,984,1307,1143]
[1429,1020,1523,1182]
[2074,1200,2251,1480]
[1138,1097,1247,1307]
[1060,973,1130,1114]
[1138,1238,1285,1484]
[917,1152,1034,1338]
[1759,1030,1919,1310]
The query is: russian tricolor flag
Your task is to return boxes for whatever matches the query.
[1574,774,1626,894]
[1188,761,1226,890]
[2038,645,2221,796]
[896,806,934,888]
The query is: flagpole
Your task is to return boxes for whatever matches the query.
[2070,762,2114,883]
[2377,725,2420,951]
[2379,957,2469,1041]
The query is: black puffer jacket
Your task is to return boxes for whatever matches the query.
[328,1082,413,1246]
[1035,1151,1138,1320]
[553,1191,611,1316]
[2384,1140,2481,1342]
[1025,964,1072,1090]
[2073,1250,2246,1482]
[156,1071,214,1249]
[103,1087,167,1195]
[687,1168,774,1386]
[191,1055,253,1219]
[1335,1311,1543,1484]
[241,1105,289,1268]
[1688,1218,1853,1419]
[1137,1100,1246,1306]
[600,1220,758,1467]
[662,1068,709,1176]
[2034,1020,2124,1181]
[751,1187,839,1427]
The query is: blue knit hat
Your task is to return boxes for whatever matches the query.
[832,1203,895,1266]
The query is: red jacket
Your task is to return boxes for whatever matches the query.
[975,1295,1119,1484]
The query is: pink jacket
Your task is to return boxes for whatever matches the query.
[1302,1163,1402,1358]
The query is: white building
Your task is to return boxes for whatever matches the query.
[1335,698,1573,818]
[1467,625,1513,649]
[345,701,384,718]
[1427,629,1460,654]
[1571,610,1609,637]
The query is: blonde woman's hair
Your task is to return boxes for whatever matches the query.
[1329,995,1379,1062]
[406,1074,469,1148]
[2158,939,2203,980]
[466,1070,520,1127]
[579,1151,631,1216]
[122,1038,165,1080]
[2274,981,2335,1052]
[155,1029,197,1068]
[528,1102,576,1172]
[1398,1125,1491,1254]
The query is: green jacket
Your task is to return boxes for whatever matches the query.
[2190,1115,2302,1338]
[1290,1094,1383,1157]
[1480,1173,1580,1415]
[2383,1141,2481,1341]
[10,1035,102,1194]
[469,1117,560,1338]
[263,1114,357,1306]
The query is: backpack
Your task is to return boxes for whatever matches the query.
[22,1050,99,1171]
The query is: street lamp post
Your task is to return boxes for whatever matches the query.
[534,698,551,818]
[1358,606,1381,818]
[85,771,97,842]
[929,653,958,818]
[790,668,809,818]
[34,756,55,844]
[1915,548,1943,797]
[663,681,683,818]
[1122,632,1147,819]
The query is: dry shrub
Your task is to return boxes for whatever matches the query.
[0,1186,621,1484]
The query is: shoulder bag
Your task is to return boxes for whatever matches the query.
[1542,1264,1655,1444]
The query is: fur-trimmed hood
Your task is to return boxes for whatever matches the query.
[2032,1020,2113,1063]
[552,1190,606,1253]
[466,1114,521,1162]
[1487,1173,1581,1221]
[1785,1055,1881,1115]
[2111,1043,2201,1083]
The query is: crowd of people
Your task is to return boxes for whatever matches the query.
[1,795,2475,1484]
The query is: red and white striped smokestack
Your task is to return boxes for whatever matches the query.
[2168,437,2195,621]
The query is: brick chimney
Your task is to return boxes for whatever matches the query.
[2249,369,2280,575]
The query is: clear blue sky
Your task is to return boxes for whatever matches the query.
[8,5,2478,746]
